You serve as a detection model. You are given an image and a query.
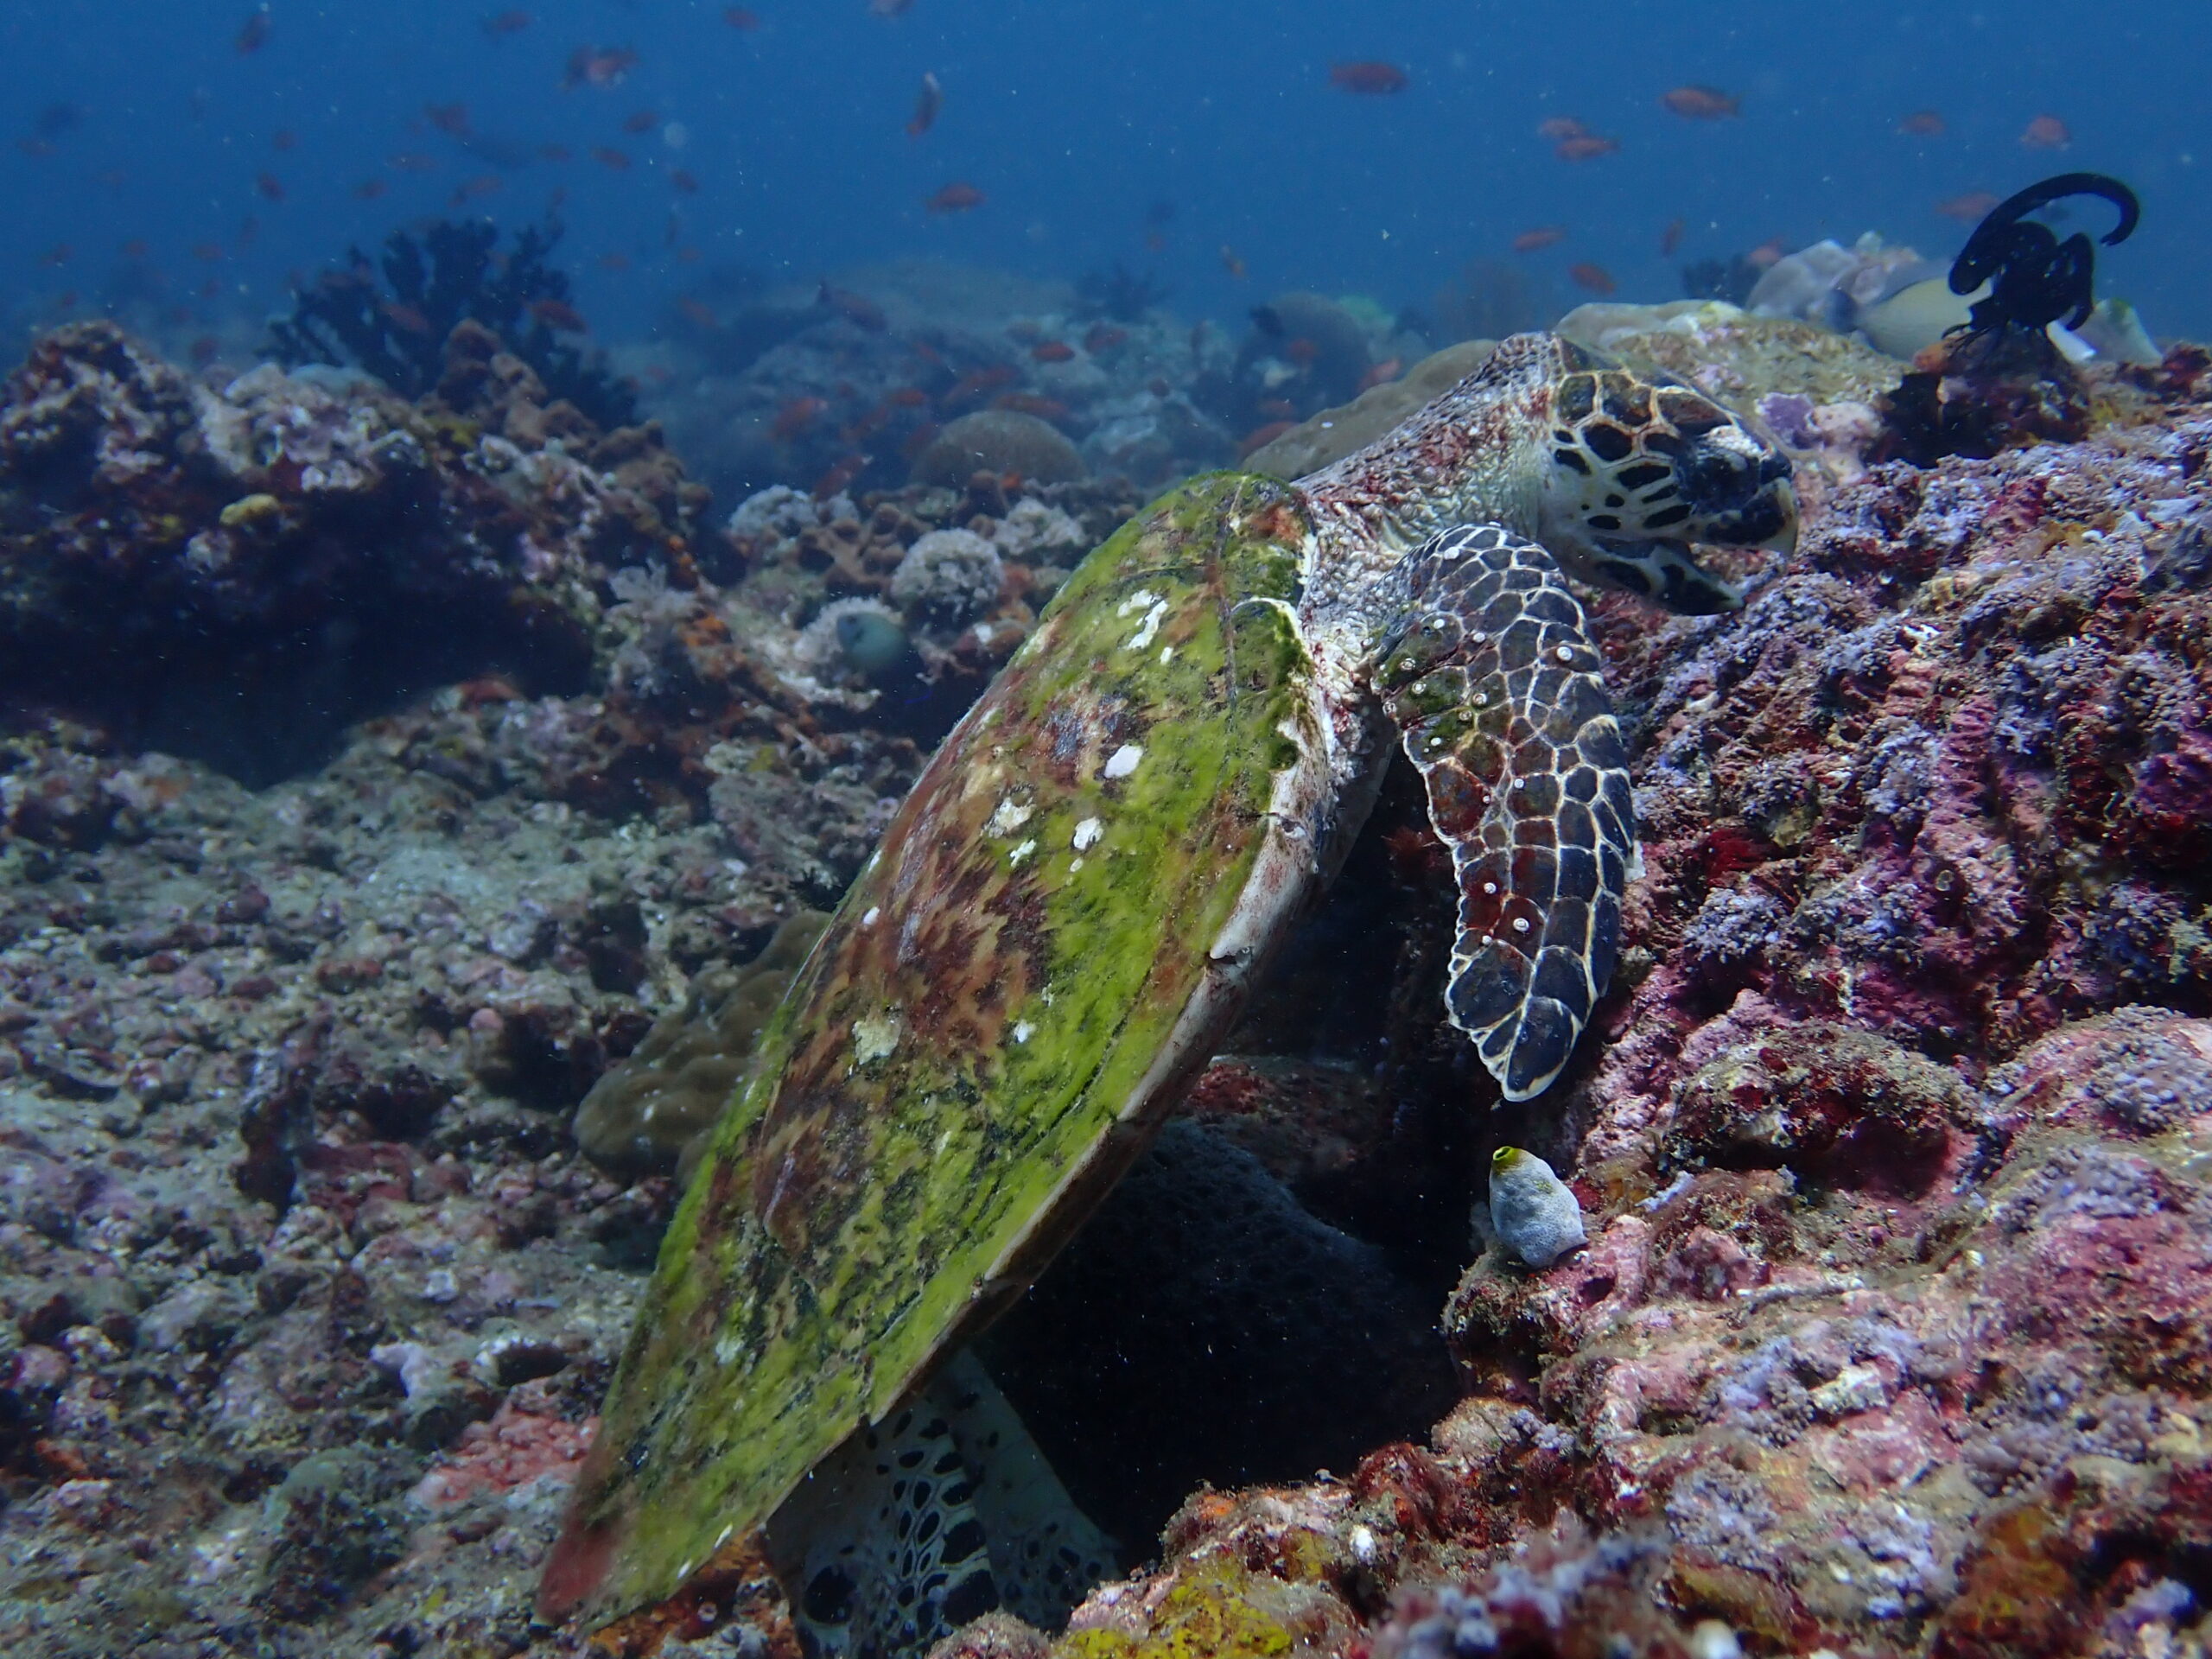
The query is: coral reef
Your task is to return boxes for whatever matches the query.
[270,216,637,429]
[1244,340,1497,479]
[0,319,709,778]
[912,410,1085,489]
[572,911,829,1179]
[4,297,2212,1659]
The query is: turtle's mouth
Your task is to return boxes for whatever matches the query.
[1589,537,1744,614]
[1679,448,1800,556]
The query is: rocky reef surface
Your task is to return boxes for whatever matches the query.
[1,305,2210,1659]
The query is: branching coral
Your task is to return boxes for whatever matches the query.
[269,216,637,429]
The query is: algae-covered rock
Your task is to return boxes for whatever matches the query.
[572,910,830,1178]
[1557,299,1904,409]
[1243,340,1497,478]
[912,410,1085,488]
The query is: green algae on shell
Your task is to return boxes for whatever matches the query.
[539,473,1332,1626]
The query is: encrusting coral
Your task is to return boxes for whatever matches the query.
[5,294,2212,1659]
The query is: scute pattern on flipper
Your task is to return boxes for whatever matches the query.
[768,1351,1116,1659]
[772,1397,1001,1659]
[1376,524,1635,1100]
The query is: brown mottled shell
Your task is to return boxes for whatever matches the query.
[541,474,1332,1628]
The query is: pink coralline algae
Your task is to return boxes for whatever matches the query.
[412,1395,597,1509]
[5,311,2212,1659]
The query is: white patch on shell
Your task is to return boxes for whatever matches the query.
[1126,599,1168,652]
[1009,838,1037,865]
[851,1011,902,1065]
[1071,817,1103,851]
[988,797,1033,836]
[1115,588,1160,617]
[861,906,881,927]
[1103,744,1143,780]
[1012,1021,1034,1044]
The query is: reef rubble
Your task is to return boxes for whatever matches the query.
[0,308,2210,1659]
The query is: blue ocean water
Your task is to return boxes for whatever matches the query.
[0,1,2201,352]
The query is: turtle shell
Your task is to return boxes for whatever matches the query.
[541,473,1335,1627]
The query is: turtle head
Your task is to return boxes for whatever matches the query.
[1537,356,1796,614]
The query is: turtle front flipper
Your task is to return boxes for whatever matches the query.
[1376,524,1635,1101]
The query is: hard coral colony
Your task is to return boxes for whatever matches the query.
[1,18,2211,1657]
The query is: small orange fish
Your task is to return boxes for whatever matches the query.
[564,46,638,90]
[1567,262,1616,295]
[383,302,432,334]
[121,238,150,260]
[1238,421,1295,457]
[1536,116,1588,142]
[2020,113,2070,149]
[1660,217,1685,257]
[254,171,285,201]
[1030,340,1076,363]
[1255,397,1299,422]
[1896,109,1945,138]
[887,386,930,407]
[677,297,720,329]
[1083,323,1128,353]
[597,252,632,271]
[591,146,632,170]
[944,365,1018,407]
[1554,133,1619,162]
[906,72,943,139]
[483,10,532,36]
[926,181,984,213]
[818,283,888,331]
[1745,238,1787,269]
[190,241,225,262]
[1283,337,1319,366]
[814,454,868,500]
[1511,225,1567,253]
[236,9,271,54]
[425,102,470,137]
[900,421,942,461]
[450,175,503,204]
[353,178,388,200]
[271,129,296,150]
[994,393,1068,423]
[1661,85,1738,119]
[1219,245,1247,278]
[772,396,827,442]
[1357,358,1402,392]
[1936,190,2000,222]
[670,168,700,194]
[529,298,588,333]
[722,8,760,28]
[622,110,659,135]
[1329,61,1408,95]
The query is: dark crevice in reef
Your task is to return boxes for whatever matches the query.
[979,771,1477,1554]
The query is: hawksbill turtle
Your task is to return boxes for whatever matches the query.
[538,331,1796,1637]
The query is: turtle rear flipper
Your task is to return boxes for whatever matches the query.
[1376,524,1635,1100]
